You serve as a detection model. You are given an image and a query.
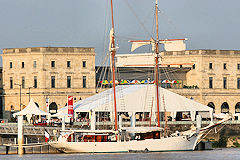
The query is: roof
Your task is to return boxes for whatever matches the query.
[71,84,212,113]
[13,99,50,117]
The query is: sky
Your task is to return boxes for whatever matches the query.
[0,0,240,65]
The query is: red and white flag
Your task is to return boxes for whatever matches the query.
[68,96,74,117]
[45,130,50,142]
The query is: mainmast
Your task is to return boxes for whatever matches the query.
[155,0,160,127]
[110,0,118,131]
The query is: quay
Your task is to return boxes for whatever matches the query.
[0,143,58,155]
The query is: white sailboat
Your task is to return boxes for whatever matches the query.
[49,0,229,153]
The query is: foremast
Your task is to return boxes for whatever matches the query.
[155,0,160,128]
[110,0,118,131]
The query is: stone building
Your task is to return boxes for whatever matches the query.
[1,47,96,119]
[115,50,240,117]
[0,68,3,118]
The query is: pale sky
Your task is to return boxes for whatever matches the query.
[0,0,240,65]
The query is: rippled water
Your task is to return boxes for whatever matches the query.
[1,148,240,160]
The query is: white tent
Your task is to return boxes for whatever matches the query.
[13,99,50,117]
[51,112,71,118]
[73,85,213,120]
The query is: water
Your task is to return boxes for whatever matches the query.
[1,148,240,160]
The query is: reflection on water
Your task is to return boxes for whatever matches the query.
[1,148,240,160]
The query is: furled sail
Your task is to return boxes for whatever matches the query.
[129,38,155,52]
[129,38,187,52]
[161,39,187,51]
[109,28,114,52]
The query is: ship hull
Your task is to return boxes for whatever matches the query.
[49,134,198,153]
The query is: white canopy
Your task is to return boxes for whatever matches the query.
[214,113,226,119]
[73,85,213,115]
[13,99,50,117]
[51,112,72,118]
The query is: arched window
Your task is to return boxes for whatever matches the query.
[221,102,229,113]
[49,102,58,114]
[207,102,215,113]
[235,102,240,113]
[10,105,14,111]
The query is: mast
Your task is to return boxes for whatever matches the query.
[110,0,118,131]
[155,0,160,127]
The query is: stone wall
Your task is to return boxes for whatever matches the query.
[1,47,96,119]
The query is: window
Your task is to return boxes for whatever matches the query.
[10,62,12,68]
[22,62,24,68]
[83,61,86,68]
[209,77,213,89]
[209,63,213,69]
[34,76,37,88]
[51,61,55,68]
[192,64,195,69]
[22,77,25,88]
[67,76,71,88]
[238,64,240,70]
[221,102,229,113]
[10,77,13,89]
[33,61,37,68]
[83,76,86,88]
[238,78,240,89]
[11,105,14,111]
[223,77,227,89]
[51,76,55,88]
[237,78,240,89]
[223,63,227,70]
[67,61,71,68]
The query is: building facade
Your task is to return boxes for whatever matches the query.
[115,50,240,116]
[2,47,96,119]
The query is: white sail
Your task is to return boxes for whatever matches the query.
[161,39,187,51]
[109,28,114,52]
[130,38,155,52]
[130,38,187,52]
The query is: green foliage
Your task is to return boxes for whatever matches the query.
[212,141,219,148]
[233,142,240,148]
[212,136,228,148]
[218,136,228,147]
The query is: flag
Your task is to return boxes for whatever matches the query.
[45,129,50,142]
[68,96,74,117]
[46,97,49,113]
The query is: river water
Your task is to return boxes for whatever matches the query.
[1,148,240,160]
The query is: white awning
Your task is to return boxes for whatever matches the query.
[13,99,50,117]
[72,85,213,114]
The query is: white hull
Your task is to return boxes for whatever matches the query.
[49,134,198,153]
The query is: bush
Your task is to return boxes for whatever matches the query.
[212,136,228,148]
[218,136,228,147]
[233,142,240,148]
